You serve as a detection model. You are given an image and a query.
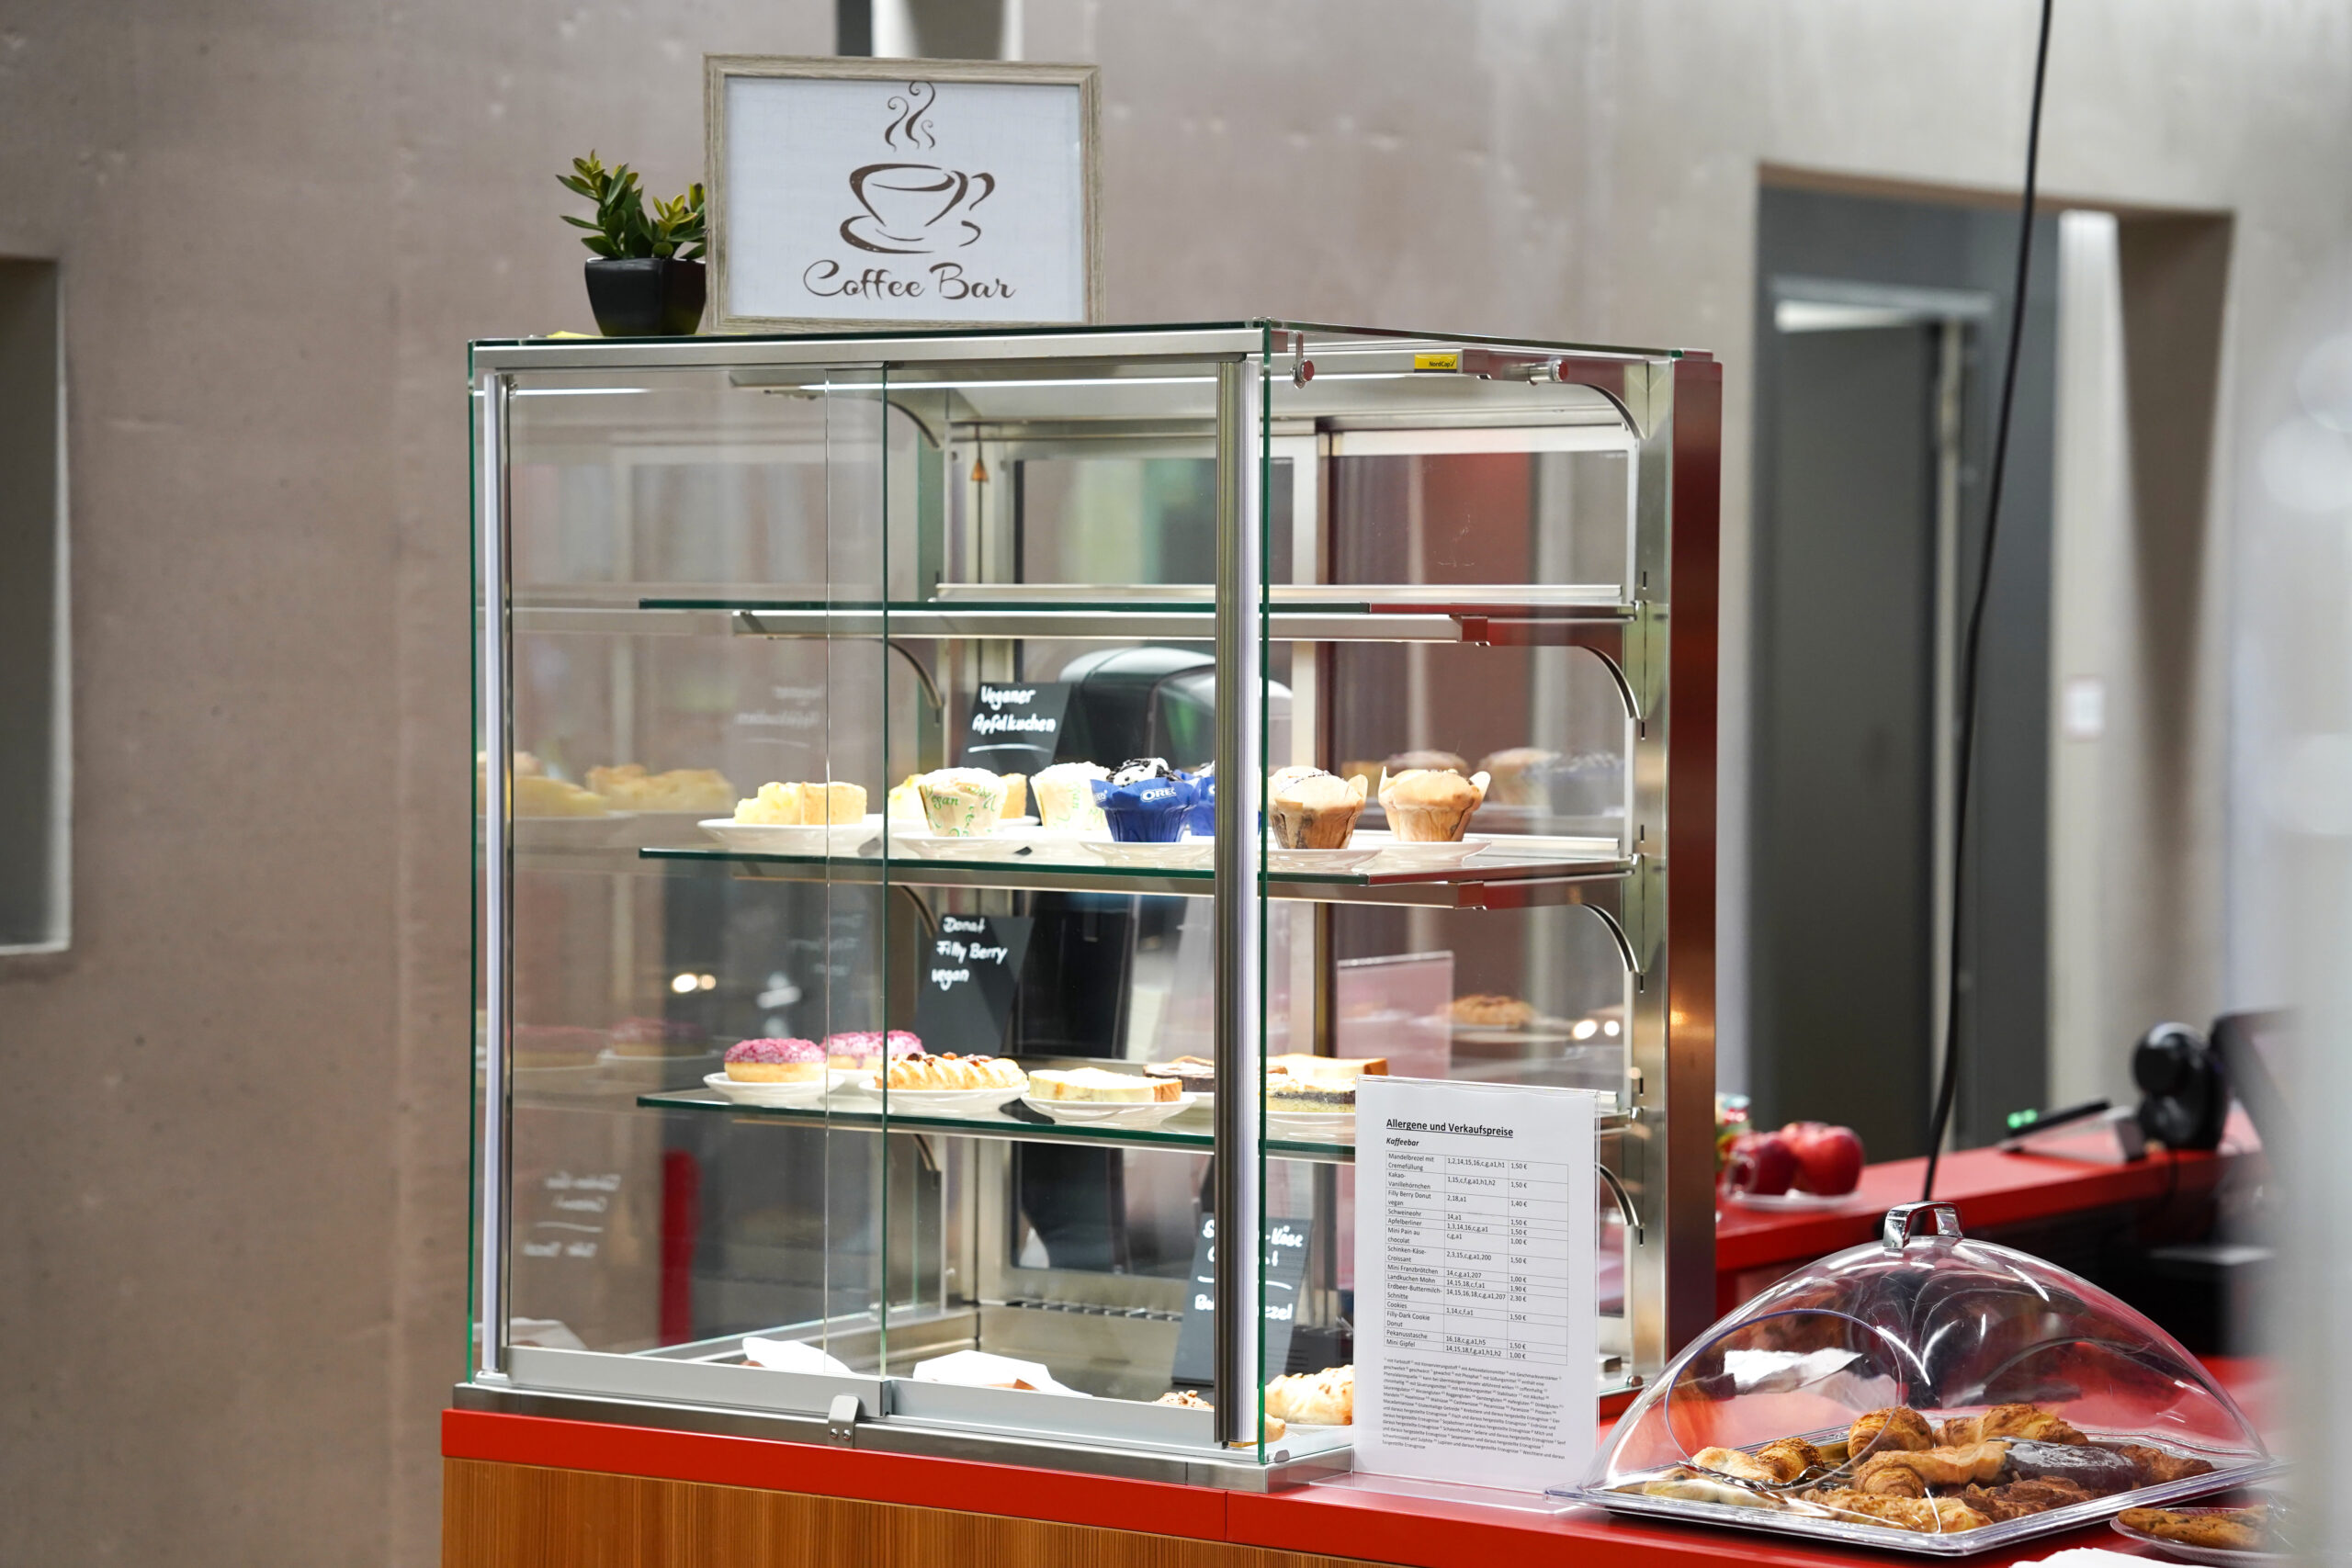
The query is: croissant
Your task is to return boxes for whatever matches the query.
[1849,1406,1937,1457]
[1807,1488,1991,1534]
[1691,1447,1784,1485]
[2112,1444,2217,1485]
[1955,1478,2095,1522]
[1851,1441,2009,1494]
[1976,1404,2087,1445]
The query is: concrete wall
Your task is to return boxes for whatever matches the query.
[0,3,2344,1564]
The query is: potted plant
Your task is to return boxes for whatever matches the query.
[560,152,707,336]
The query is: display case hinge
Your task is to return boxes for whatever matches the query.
[825,1393,862,1448]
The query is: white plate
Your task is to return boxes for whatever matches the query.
[889,822,1069,862]
[856,1075,1031,1117]
[2110,1514,2286,1565]
[1080,839,1215,871]
[703,1070,832,1107]
[1267,845,1382,874]
[1724,1187,1860,1211]
[698,815,884,856]
[1020,1091,1202,1127]
[1350,830,1494,871]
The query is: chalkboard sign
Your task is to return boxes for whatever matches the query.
[960,681,1072,776]
[1169,1211,1311,1389]
[910,913,1032,1056]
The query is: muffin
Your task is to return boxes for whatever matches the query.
[999,773,1029,820]
[917,768,1009,835]
[1377,768,1490,842]
[1031,762,1110,832]
[1092,759,1197,843]
[723,1037,825,1083]
[1476,748,1559,808]
[1385,749,1468,776]
[887,774,927,826]
[1269,769,1368,848]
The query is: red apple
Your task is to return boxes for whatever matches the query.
[1782,1121,1865,1196]
[1725,1131,1799,1197]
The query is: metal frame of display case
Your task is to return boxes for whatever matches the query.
[467,321,1719,1478]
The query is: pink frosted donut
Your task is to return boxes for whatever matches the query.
[724,1037,825,1083]
[883,1030,925,1059]
[822,1031,880,1066]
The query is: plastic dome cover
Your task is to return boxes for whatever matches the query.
[1577,1203,2271,1553]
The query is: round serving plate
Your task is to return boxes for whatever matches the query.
[2110,1510,2287,1565]
[857,1077,1030,1117]
[1080,839,1216,872]
[1020,1091,1201,1128]
[698,814,883,857]
[889,822,1069,862]
[1723,1187,1859,1212]
[1351,830,1493,872]
[703,1070,831,1108]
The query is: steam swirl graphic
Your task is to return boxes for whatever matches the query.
[883,80,937,151]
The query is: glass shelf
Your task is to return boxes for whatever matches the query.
[625,839,1635,913]
[637,1088,1359,1165]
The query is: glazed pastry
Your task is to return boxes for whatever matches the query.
[917,769,1009,836]
[1851,1442,2008,1495]
[1385,749,1468,775]
[2120,1506,2266,1551]
[513,774,611,818]
[1263,1365,1352,1426]
[2110,1444,2216,1485]
[1849,1406,1938,1457]
[1804,1489,1989,1534]
[1028,1067,1181,1103]
[1449,993,1536,1028]
[723,1037,825,1083]
[884,1053,1024,1090]
[1268,769,1368,849]
[587,764,737,813]
[1376,767,1490,842]
[1971,1403,2087,1446]
[1954,1478,2095,1522]
[1476,746,1559,807]
[1031,762,1110,832]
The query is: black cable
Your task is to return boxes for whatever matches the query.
[1924,0,2057,1201]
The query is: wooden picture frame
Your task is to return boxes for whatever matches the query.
[706,55,1102,333]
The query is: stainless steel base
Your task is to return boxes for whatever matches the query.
[452,1381,1355,1492]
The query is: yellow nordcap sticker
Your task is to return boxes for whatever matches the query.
[1412,352,1461,372]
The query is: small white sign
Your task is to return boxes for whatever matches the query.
[707,57,1100,333]
[1354,1077,1600,1493]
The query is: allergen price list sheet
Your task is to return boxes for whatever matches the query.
[1353,1077,1600,1492]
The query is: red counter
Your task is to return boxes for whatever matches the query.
[444,1141,2259,1568]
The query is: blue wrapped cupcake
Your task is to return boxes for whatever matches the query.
[1091,758,1200,843]
[1182,761,1216,839]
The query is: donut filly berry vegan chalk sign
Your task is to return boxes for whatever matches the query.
[705,56,1101,332]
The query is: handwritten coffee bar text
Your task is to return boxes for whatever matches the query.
[804,260,1015,301]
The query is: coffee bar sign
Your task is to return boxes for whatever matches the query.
[707,56,1101,332]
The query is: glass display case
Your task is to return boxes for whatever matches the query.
[1576,1201,2274,1553]
[464,321,1720,1482]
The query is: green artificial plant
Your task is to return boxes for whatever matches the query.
[559,152,707,261]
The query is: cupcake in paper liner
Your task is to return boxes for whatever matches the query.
[1376,767,1490,842]
[916,768,1008,836]
[1182,761,1216,839]
[1269,768,1368,848]
[1030,762,1109,833]
[1091,759,1198,843]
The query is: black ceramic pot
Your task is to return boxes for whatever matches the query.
[583,257,707,337]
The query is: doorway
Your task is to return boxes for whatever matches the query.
[1747,185,2059,1157]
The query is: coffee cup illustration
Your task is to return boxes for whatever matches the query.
[844,162,994,254]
